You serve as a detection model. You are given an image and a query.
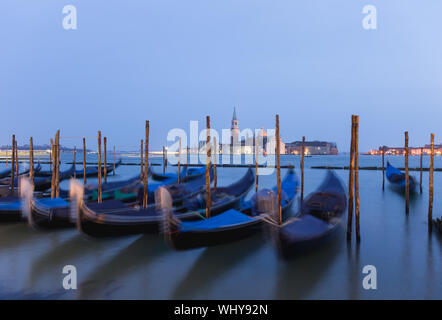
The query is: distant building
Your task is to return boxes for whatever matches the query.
[366,145,442,156]
[285,141,338,155]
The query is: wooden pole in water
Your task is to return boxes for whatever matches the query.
[347,115,355,241]
[382,147,385,191]
[301,136,305,203]
[276,114,282,225]
[50,139,53,172]
[55,130,60,198]
[73,146,77,179]
[103,137,107,183]
[178,137,182,184]
[185,145,189,175]
[97,131,102,203]
[405,131,409,214]
[212,137,217,188]
[206,116,211,218]
[420,147,423,194]
[50,138,55,198]
[15,140,18,177]
[140,139,144,182]
[163,146,166,174]
[255,133,259,193]
[143,121,149,208]
[354,115,360,242]
[428,133,434,230]
[83,138,87,184]
[10,135,15,195]
[29,137,34,184]
[113,145,116,176]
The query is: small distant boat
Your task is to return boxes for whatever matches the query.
[163,168,298,250]
[386,161,416,193]
[274,170,347,259]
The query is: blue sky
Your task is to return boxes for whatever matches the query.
[1,1,441,151]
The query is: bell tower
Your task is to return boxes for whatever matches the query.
[231,107,239,145]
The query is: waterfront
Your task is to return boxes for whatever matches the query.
[0,154,442,299]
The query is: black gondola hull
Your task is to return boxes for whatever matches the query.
[169,219,264,250]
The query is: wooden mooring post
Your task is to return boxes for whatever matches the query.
[55,130,60,198]
[140,139,144,182]
[10,135,15,195]
[354,116,360,242]
[255,133,259,193]
[276,114,282,225]
[206,116,211,218]
[50,138,55,198]
[143,121,149,208]
[382,147,385,191]
[15,140,18,177]
[113,145,116,176]
[420,147,423,194]
[301,136,305,203]
[163,146,166,174]
[103,137,107,183]
[347,116,355,241]
[82,138,87,184]
[97,131,102,203]
[73,146,77,179]
[212,137,217,188]
[29,137,34,184]
[50,139,53,172]
[428,133,434,231]
[405,131,409,214]
[178,137,182,184]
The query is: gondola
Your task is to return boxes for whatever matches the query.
[28,167,214,230]
[0,195,23,222]
[150,166,206,182]
[34,164,75,178]
[274,170,347,259]
[386,161,417,193]
[25,175,173,229]
[0,163,40,181]
[163,168,298,250]
[433,217,442,234]
[0,164,72,193]
[72,167,253,237]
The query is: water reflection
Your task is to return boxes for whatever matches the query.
[171,236,264,299]
[274,232,344,299]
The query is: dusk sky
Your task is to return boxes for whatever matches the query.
[1,1,441,151]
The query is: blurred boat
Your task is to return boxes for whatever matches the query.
[274,170,346,259]
[72,168,254,237]
[164,168,298,250]
[386,161,416,193]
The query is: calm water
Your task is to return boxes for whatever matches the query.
[1,154,442,299]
